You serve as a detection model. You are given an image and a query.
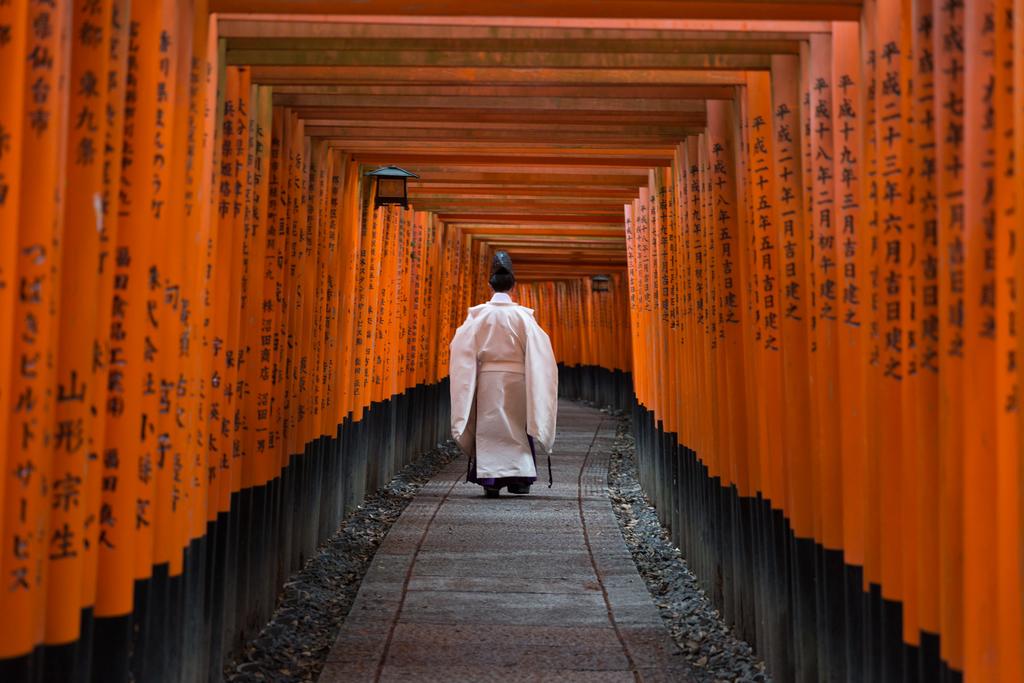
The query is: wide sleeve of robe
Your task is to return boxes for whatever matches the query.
[448,309,481,457]
[522,310,558,454]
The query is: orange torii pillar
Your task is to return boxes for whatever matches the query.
[622,8,1024,683]
[0,5,462,679]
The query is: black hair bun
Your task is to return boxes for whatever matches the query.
[491,250,514,276]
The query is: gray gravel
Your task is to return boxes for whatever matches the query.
[224,440,461,683]
[603,409,770,683]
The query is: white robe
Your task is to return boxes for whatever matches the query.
[449,292,558,479]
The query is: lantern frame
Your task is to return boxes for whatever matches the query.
[365,165,419,208]
[591,275,611,293]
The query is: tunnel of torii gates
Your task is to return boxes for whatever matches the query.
[2,0,1024,681]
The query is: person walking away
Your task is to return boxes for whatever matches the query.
[449,251,558,497]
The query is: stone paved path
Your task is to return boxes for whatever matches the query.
[319,401,693,682]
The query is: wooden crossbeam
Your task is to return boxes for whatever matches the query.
[288,107,707,126]
[229,49,772,70]
[273,94,711,113]
[211,2,861,21]
[271,83,740,98]
[352,153,668,168]
[410,193,631,205]
[457,225,624,236]
[440,213,623,224]
[411,187,639,199]
[225,36,803,53]
[217,16,835,38]
[248,65,751,85]
[308,128,699,145]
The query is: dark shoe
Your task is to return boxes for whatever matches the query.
[507,483,531,495]
[484,487,501,498]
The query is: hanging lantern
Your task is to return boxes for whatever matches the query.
[365,165,419,208]
[591,275,611,293]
